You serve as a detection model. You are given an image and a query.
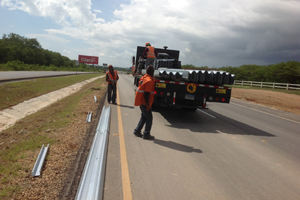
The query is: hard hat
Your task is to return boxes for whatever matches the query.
[145,42,151,46]
[108,65,113,68]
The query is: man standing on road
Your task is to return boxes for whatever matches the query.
[134,42,158,75]
[134,65,155,139]
[106,65,119,104]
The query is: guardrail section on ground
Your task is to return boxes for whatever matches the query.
[75,106,111,200]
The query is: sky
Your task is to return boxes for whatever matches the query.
[0,0,299,68]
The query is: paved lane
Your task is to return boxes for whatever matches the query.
[0,71,94,82]
[104,74,300,200]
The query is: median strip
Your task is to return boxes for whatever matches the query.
[0,75,105,132]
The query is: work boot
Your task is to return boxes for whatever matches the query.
[133,131,142,137]
[142,134,154,140]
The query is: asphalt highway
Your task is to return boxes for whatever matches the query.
[0,71,93,83]
[103,74,300,200]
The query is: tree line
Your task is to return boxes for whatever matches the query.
[182,61,300,84]
[0,33,133,73]
[0,33,74,67]
[0,33,103,72]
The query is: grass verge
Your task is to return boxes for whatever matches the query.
[0,76,107,199]
[0,73,104,111]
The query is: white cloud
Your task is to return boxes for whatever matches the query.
[26,33,70,43]
[1,0,300,67]
[93,9,102,14]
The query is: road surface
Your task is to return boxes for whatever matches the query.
[0,71,94,83]
[103,74,300,200]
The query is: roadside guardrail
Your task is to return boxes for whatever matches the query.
[75,106,111,200]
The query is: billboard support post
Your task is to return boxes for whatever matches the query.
[75,60,79,75]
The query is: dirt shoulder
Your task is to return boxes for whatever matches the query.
[0,78,107,200]
[231,88,300,115]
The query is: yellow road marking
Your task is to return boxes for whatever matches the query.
[117,87,133,200]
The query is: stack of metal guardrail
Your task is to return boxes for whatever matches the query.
[152,68,235,85]
[140,59,182,70]
[153,59,181,69]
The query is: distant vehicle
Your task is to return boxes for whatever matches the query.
[133,46,235,111]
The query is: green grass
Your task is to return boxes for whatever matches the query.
[0,77,106,198]
[0,185,20,199]
[1,135,55,163]
[0,73,104,110]
[227,84,300,96]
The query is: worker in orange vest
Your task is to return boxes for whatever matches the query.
[134,65,155,139]
[134,42,158,75]
[106,65,119,104]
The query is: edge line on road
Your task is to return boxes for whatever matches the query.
[197,109,216,118]
[117,86,133,200]
[231,102,300,124]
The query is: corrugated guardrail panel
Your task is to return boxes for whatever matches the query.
[32,144,49,177]
[75,106,111,200]
[152,68,235,85]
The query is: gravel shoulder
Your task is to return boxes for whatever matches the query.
[231,88,300,115]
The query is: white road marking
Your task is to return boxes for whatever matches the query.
[231,102,300,124]
[197,109,216,118]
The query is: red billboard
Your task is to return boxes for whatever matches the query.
[78,55,99,64]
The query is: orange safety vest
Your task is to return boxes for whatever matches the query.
[134,74,155,107]
[107,71,118,84]
[146,46,156,58]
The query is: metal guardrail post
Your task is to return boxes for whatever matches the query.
[75,106,111,200]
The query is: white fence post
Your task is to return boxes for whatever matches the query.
[234,80,300,90]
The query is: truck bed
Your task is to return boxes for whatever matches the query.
[138,68,235,85]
